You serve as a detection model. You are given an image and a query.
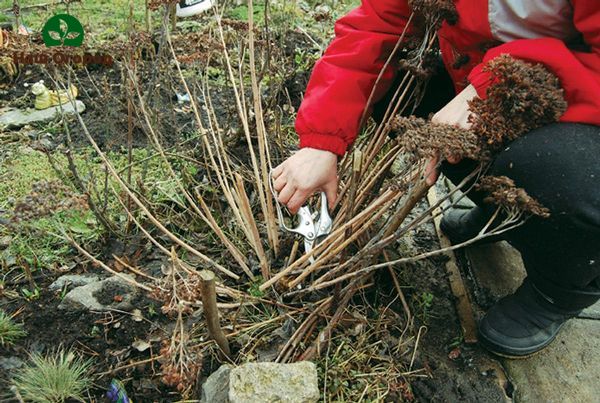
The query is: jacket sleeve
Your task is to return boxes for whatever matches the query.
[468,0,600,126]
[295,0,413,156]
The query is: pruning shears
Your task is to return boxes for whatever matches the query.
[270,171,333,263]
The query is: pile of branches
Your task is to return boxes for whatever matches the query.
[34,0,565,398]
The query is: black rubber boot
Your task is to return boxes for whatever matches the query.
[478,280,582,358]
[440,206,500,245]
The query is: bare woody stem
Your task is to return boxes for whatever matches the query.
[199,270,231,358]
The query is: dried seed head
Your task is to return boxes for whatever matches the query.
[468,55,567,151]
[390,116,482,160]
[408,0,458,28]
[477,176,550,218]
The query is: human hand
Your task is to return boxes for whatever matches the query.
[425,84,478,185]
[272,147,338,214]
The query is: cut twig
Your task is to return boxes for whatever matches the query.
[199,270,231,358]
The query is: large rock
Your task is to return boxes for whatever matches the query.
[58,275,139,312]
[202,361,319,403]
[201,364,232,403]
[49,274,101,292]
[0,100,85,129]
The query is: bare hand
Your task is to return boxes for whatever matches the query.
[272,147,338,214]
[425,84,478,185]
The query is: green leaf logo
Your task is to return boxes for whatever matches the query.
[42,14,84,47]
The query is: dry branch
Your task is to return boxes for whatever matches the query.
[199,270,231,358]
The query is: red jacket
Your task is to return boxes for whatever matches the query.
[296,0,600,156]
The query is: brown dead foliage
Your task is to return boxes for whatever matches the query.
[477,176,550,218]
[468,54,567,150]
[391,55,567,162]
[390,56,563,217]
[408,0,458,28]
[391,116,480,160]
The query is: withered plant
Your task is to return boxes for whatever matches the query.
[31,0,565,398]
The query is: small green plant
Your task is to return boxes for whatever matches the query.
[414,291,435,323]
[12,349,93,403]
[0,310,26,346]
[248,276,265,298]
[90,325,101,337]
[147,303,158,318]
[448,335,464,349]
[21,287,40,301]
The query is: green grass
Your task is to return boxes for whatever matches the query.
[12,349,93,403]
[0,146,196,270]
[0,310,26,346]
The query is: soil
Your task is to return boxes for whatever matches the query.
[0,270,175,401]
[0,204,513,402]
[388,207,512,402]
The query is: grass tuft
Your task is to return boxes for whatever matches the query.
[12,350,93,403]
[0,310,26,346]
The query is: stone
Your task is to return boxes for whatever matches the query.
[579,300,600,320]
[0,356,24,371]
[443,177,477,209]
[49,274,101,292]
[0,100,86,129]
[0,235,12,249]
[503,319,600,402]
[200,362,319,403]
[229,361,319,403]
[201,364,232,403]
[465,241,526,303]
[58,275,139,312]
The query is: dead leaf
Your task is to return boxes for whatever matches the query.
[132,340,151,352]
[131,309,144,322]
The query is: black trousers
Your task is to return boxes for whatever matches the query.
[375,68,600,310]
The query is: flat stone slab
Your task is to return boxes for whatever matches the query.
[503,319,600,402]
[0,100,85,129]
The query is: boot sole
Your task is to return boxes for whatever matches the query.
[478,322,564,359]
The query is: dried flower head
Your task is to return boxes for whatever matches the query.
[397,49,441,79]
[477,176,550,218]
[390,116,482,160]
[159,334,202,395]
[408,0,458,28]
[151,271,202,317]
[468,55,567,150]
